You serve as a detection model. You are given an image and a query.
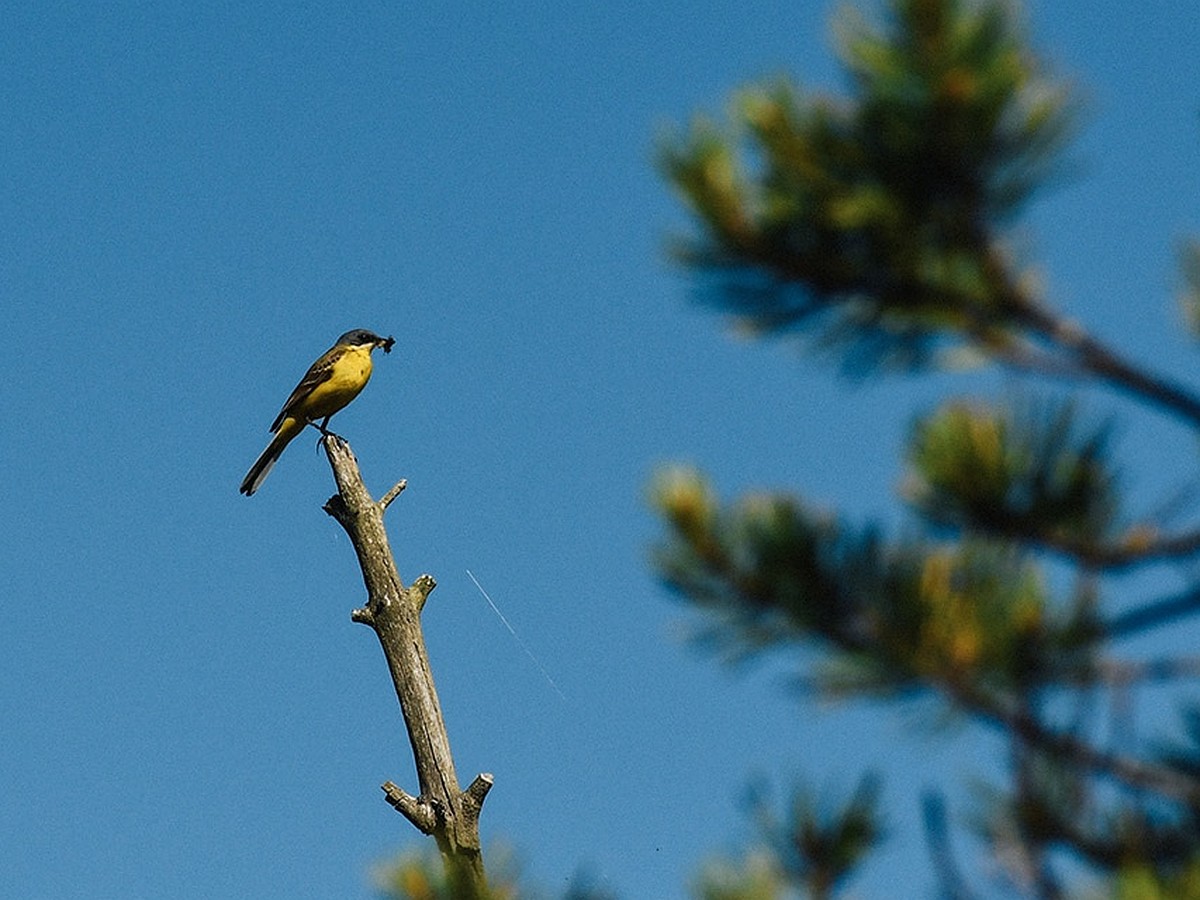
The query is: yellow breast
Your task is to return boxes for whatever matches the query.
[301,345,374,420]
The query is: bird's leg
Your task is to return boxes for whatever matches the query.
[312,415,345,443]
[306,416,334,451]
[320,416,345,439]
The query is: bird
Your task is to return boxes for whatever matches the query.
[240,328,395,496]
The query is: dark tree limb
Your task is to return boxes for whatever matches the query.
[962,524,1200,573]
[945,679,1200,806]
[921,791,976,900]
[1009,295,1200,428]
[320,434,493,897]
[1101,583,1200,640]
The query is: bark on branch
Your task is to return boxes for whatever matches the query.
[320,434,493,897]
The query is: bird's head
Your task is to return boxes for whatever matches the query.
[336,329,395,353]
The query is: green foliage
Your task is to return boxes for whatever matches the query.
[1108,858,1200,900]
[752,776,882,896]
[660,0,1072,371]
[692,777,882,900]
[905,397,1118,544]
[837,0,1070,221]
[693,852,788,900]
[372,845,616,900]
[372,845,518,900]
[974,740,1200,888]
[651,465,1075,695]
[654,0,1200,894]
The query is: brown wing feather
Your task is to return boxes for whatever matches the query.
[268,345,339,432]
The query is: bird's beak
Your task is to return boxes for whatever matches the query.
[379,335,395,354]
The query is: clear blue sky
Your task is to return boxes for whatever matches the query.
[3,2,1199,898]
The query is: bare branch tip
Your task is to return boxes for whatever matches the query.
[381,781,436,833]
[466,773,494,802]
[410,574,437,609]
[458,774,494,824]
[351,606,375,626]
[380,479,408,511]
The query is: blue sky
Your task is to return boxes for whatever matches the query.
[3,2,1200,898]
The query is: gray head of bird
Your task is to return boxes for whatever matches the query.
[337,329,395,353]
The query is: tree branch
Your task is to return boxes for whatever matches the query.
[945,679,1200,806]
[381,780,438,833]
[977,244,1200,426]
[1033,528,1200,571]
[1101,584,1200,640]
[949,522,1200,573]
[921,791,977,900]
[321,434,493,897]
[1012,300,1200,427]
[380,479,407,511]
[1052,657,1200,688]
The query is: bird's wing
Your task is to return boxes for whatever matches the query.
[268,346,339,432]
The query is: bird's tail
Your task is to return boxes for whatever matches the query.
[239,417,303,496]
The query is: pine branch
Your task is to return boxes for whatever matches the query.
[1048,529,1200,571]
[921,791,977,900]
[1010,298,1200,427]
[1051,657,1200,688]
[970,524,1200,573]
[945,679,1200,806]
[1101,584,1200,640]
[976,242,1200,425]
[1009,701,1065,900]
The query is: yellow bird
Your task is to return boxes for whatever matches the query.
[240,329,394,496]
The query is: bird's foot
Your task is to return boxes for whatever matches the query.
[310,427,343,451]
